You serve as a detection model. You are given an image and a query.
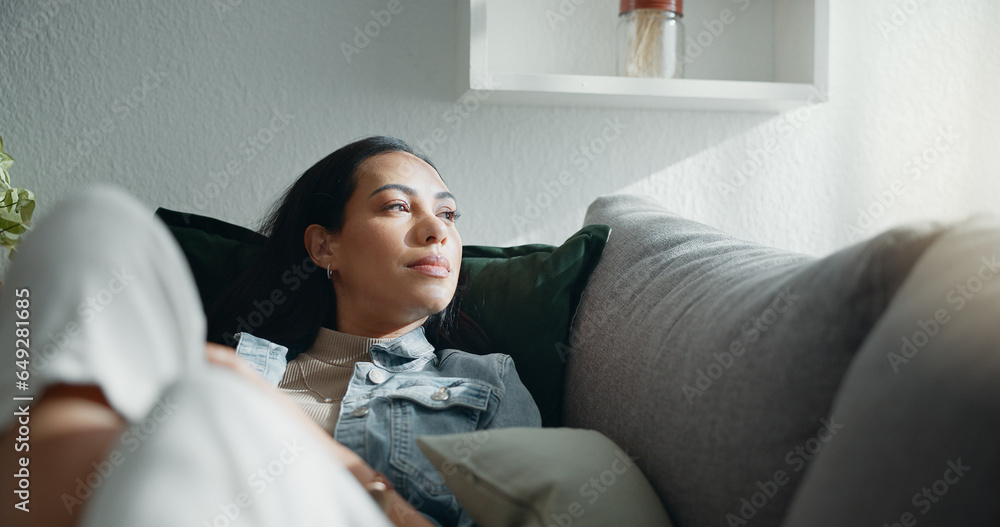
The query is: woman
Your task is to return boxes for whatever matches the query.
[208,135,542,524]
[0,136,540,527]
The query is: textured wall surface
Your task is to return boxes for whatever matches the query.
[1,0,998,266]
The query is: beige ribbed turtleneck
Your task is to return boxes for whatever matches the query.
[277,327,397,435]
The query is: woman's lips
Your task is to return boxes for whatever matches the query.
[407,253,450,278]
[407,265,450,278]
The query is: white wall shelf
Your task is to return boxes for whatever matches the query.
[457,0,829,112]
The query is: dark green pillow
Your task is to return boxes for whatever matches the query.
[154,207,610,427]
[460,231,609,426]
[153,208,265,314]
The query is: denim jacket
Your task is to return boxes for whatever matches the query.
[233,325,542,527]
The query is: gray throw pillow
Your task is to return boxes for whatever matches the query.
[563,194,945,527]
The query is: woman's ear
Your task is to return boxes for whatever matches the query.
[303,224,339,271]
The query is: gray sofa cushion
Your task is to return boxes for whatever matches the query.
[781,214,1000,526]
[563,194,945,527]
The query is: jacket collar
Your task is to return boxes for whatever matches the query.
[369,325,437,372]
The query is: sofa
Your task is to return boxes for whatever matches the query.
[156,192,1000,526]
[564,194,1000,526]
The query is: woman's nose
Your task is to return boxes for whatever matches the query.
[417,213,449,245]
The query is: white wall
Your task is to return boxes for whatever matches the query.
[1,0,998,265]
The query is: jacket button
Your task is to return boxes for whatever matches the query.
[367,369,387,384]
[351,406,370,417]
[430,387,450,401]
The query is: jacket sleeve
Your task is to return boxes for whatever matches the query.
[233,332,289,387]
[483,354,542,429]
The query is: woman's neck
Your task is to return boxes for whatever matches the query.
[332,316,428,339]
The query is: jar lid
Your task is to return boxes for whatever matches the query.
[620,0,682,16]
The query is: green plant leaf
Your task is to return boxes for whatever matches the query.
[0,135,35,253]
[16,189,35,226]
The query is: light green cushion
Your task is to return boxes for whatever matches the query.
[416,427,675,527]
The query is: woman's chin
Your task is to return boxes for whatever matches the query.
[392,280,458,316]
[409,281,456,301]
[427,299,454,315]
[422,297,455,317]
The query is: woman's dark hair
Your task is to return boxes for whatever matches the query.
[207,135,490,359]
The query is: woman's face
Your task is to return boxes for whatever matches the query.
[325,151,462,336]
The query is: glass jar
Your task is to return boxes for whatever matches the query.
[617,0,685,78]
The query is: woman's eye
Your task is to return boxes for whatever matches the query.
[385,202,408,212]
[441,210,462,222]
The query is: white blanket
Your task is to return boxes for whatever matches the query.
[0,185,390,526]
